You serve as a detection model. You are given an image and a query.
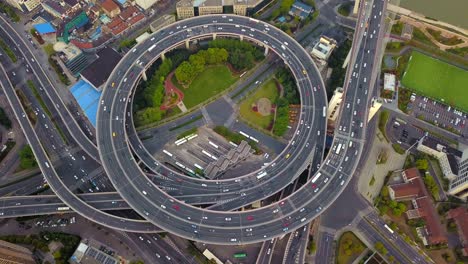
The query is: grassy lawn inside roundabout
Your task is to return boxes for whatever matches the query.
[173,64,238,109]
[239,78,279,131]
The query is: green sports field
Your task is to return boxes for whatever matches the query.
[401,51,468,111]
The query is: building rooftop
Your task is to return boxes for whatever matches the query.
[421,137,463,158]
[128,13,145,26]
[292,1,313,12]
[176,0,193,8]
[34,22,56,34]
[384,73,396,91]
[389,181,424,199]
[63,0,79,7]
[119,5,139,20]
[447,207,468,255]
[101,0,120,13]
[197,0,222,7]
[415,197,448,245]
[42,0,68,16]
[32,10,56,23]
[80,47,122,89]
[403,167,421,181]
[389,168,448,245]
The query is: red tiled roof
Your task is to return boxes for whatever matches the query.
[101,0,119,13]
[106,16,124,29]
[415,197,447,245]
[111,23,128,35]
[389,167,448,246]
[119,5,139,21]
[447,207,468,256]
[404,167,421,181]
[128,13,144,26]
[389,181,424,200]
[70,39,93,49]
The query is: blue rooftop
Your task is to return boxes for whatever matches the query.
[115,0,127,4]
[292,1,313,12]
[34,22,56,34]
[70,79,102,127]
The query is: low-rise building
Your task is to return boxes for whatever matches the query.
[0,239,35,264]
[34,22,57,43]
[69,238,124,264]
[100,0,121,18]
[388,168,448,246]
[150,14,176,32]
[176,0,195,19]
[41,0,81,19]
[118,5,139,21]
[446,207,468,256]
[80,47,122,91]
[310,36,336,61]
[134,0,159,10]
[327,87,344,123]
[176,0,266,19]
[42,0,68,18]
[289,0,313,20]
[198,0,223,16]
[4,0,41,12]
[54,41,88,77]
[384,73,396,92]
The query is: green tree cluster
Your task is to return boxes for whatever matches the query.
[342,238,364,255]
[213,126,261,154]
[415,158,429,171]
[0,234,49,252]
[19,145,37,169]
[275,68,300,104]
[279,0,295,15]
[273,98,290,136]
[327,39,352,98]
[374,241,388,255]
[0,2,20,22]
[40,232,81,264]
[209,39,265,70]
[134,59,173,126]
[376,186,407,216]
[175,48,228,84]
[0,107,12,129]
[423,174,439,200]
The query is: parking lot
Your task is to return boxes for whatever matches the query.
[157,126,268,179]
[407,93,468,137]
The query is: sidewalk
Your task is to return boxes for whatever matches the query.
[356,125,407,203]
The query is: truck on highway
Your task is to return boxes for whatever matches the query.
[335,143,342,155]
[147,44,156,52]
[257,171,267,179]
[57,207,69,211]
[311,172,322,183]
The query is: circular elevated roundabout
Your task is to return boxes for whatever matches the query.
[96,14,362,245]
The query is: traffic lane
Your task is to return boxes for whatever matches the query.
[356,220,414,264]
[97,12,374,241]
[365,213,429,264]
[315,231,334,264]
[116,18,324,190]
[103,22,322,191]
[0,19,99,160]
[0,64,159,232]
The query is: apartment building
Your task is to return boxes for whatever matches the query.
[4,0,41,12]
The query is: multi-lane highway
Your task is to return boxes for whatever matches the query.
[0,0,389,246]
[95,2,383,242]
